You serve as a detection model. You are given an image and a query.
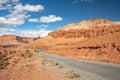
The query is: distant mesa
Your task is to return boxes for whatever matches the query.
[0,35,39,47]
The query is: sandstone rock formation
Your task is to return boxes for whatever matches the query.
[46,18,120,63]
[49,26,120,38]
[49,18,120,39]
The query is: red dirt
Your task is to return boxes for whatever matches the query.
[0,48,64,80]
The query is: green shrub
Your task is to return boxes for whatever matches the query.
[26,49,30,52]
[0,54,5,61]
[34,50,37,52]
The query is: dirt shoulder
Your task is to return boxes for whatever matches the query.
[0,48,81,80]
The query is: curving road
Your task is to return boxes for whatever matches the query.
[39,51,120,80]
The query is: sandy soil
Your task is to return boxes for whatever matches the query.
[0,48,81,80]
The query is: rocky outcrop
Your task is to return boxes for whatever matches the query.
[49,25,120,38]
[49,19,120,39]
[47,31,120,63]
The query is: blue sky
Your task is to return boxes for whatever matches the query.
[0,0,120,37]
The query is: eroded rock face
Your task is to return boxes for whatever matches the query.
[46,19,120,63]
[47,31,120,63]
[49,25,120,39]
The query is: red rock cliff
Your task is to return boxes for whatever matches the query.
[46,19,120,63]
[49,25,120,38]
[48,19,120,39]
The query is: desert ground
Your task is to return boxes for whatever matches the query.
[0,47,81,80]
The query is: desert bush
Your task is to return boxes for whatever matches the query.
[0,54,5,61]
[65,70,80,79]
[0,54,7,69]
[26,49,30,52]
[58,65,64,69]
[34,50,37,52]
[28,54,32,57]
[34,50,39,53]
[9,51,12,54]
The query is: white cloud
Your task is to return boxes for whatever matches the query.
[0,0,19,5]
[81,0,94,3]
[6,3,44,26]
[0,4,12,10]
[28,18,39,22]
[0,0,18,10]
[37,24,49,28]
[28,15,63,23]
[0,0,52,37]
[0,0,29,27]
[0,17,24,26]
[24,4,44,12]
[19,28,51,37]
[0,0,9,5]
[40,15,63,23]
[0,12,30,27]
[0,28,51,37]
[11,0,19,3]
[0,27,52,37]
[72,0,94,4]
[0,28,15,36]
[0,0,45,27]
[14,4,44,12]
[0,1,44,27]
[0,28,15,32]
[72,0,78,4]
[40,24,48,28]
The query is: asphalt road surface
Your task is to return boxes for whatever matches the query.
[39,51,120,80]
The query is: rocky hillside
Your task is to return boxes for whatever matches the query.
[46,18,120,63]
[60,18,120,30]
[49,25,120,38]
[48,19,120,38]
[0,35,37,46]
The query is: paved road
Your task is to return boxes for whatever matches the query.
[39,51,120,80]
